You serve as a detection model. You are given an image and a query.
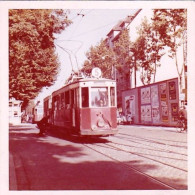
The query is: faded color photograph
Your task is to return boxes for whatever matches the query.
[4,4,191,192]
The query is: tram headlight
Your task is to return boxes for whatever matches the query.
[91,125,97,131]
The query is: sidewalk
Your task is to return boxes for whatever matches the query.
[9,153,17,190]
[120,124,178,132]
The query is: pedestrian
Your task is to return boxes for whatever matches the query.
[126,112,132,125]
[178,105,187,130]
[178,106,187,121]
[37,116,49,136]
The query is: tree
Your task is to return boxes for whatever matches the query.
[82,29,132,82]
[152,9,187,89]
[113,29,132,79]
[131,17,164,85]
[9,9,72,108]
[81,39,116,78]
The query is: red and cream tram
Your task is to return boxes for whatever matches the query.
[44,69,118,136]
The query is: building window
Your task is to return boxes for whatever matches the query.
[14,111,18,116]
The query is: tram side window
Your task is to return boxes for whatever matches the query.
[81,87,89,108]
[75,88,79,108]
[56,96,60,110]
[53,96,57,111]
[110,87,115,107]
[61,93,64,108]
[91,87,108,107]
[65,91,70,109]
[71,90,75,105]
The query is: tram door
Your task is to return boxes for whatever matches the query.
[70,90,76,127]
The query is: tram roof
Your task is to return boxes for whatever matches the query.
[52,77,115,95]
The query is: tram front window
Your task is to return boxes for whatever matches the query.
[91,87,108,107]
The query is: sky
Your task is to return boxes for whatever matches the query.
[36,8,180,102]
[37,9,142,101]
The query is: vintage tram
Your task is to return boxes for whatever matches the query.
[43,69,118,136]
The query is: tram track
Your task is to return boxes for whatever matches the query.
[116,133,187,155]
[82,130,187,190]
[96,141,187,172]
[83,143,177,190]
[108,136,187,157]
[118,132,187,149]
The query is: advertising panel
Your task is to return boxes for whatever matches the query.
[125,95,135,116]
[141,105,151,122]
[151,85,159,107]
[171,103,179,121]
[141,105,146,122]
[159,82,169,123]
[169,81,176,100]
[161,105,169,122]
[151,85,160,123]
[141,87,151,104]
[145,105,152,122]
[152,106,160,123]
[160,83,167,101]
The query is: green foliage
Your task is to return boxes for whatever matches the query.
[9,9,72,108]
[82,39,116,78]
[113,29,131,75]
[132,17,165,85]
[82,29,131,79]
[152,9,187,78]
[82,9,186,87]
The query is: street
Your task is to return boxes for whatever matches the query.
[9,123,187,190]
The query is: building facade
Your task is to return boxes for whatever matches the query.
[105,10,141,108]
[9,97,23,125]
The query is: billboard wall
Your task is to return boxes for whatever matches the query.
[122,78,179,126]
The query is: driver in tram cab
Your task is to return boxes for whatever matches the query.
[99,99,104,107]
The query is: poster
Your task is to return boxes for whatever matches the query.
[161,106,169,122]
[151,85,159,107]
[141,105,151,122]
[125,95,135,116]
[159,83,167,101]
[141,87,151,104]
[169,81,176,100]
[171,103,179,121]
[152,106,160,123]
[141,105,146,122]
[145,105,152,122]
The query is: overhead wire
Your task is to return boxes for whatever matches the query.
[70,20,120,39]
